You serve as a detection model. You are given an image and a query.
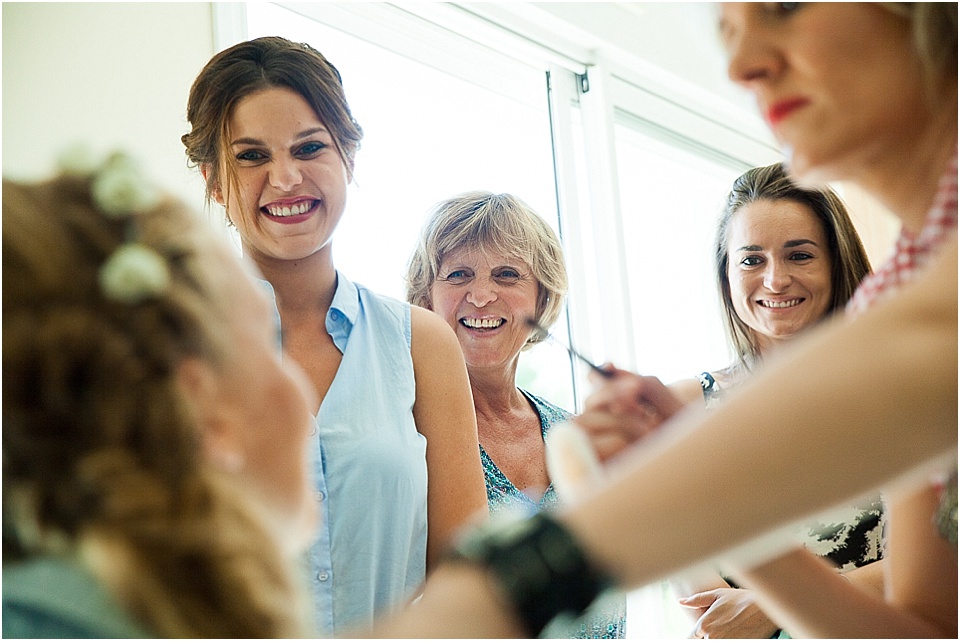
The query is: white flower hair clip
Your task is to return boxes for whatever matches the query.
[59,145,170,304]
[99,243,171,305]
[91,153,161,218]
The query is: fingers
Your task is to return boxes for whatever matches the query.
[588,361,621,383]
[574,429,637,463]
[585,369,684,420]
[678,590,720,608]
[575,367,686,460]
[681,591,721,639]
[572,406,656,462]
[544,422,602,501]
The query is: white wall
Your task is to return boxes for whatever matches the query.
[2,2,217,213]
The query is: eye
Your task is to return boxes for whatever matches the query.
[789,251,814,261]
[236,148,267,163]
[296,141,327,157]
[441,269,472,284]
[764,2,802,17]
[740,255,763,267]
[494,267,522,283]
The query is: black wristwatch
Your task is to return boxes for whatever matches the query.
[446,511,613,637]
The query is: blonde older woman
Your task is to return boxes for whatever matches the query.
[406,191,625,638]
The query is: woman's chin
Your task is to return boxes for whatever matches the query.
[782,147,847,189]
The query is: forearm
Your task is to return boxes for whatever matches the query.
[562,239,957,589]
[368,243,956,639]
[885,486,958,636]
[734,549,943,638]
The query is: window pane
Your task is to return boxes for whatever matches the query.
[612,121,747,637]
[246,2,575,409]
[615,120,744,385]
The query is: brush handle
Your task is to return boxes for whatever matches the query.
[570,350,613,378]
[525,317,613,378]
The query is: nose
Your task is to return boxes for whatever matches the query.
[724,10,783,88]
[269,157,303,192]
[466,276,497,307]
[762,261,792,292]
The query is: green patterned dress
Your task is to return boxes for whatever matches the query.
[480,389,627,639]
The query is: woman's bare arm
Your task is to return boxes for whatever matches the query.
[410,306,489,569]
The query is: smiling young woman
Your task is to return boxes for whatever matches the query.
[666,163,879,639]
[182,36,488,636]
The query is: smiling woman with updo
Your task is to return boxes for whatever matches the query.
[181,37,487,635]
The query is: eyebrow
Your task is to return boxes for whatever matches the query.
[736,239,820,252]
[230,126,329,147]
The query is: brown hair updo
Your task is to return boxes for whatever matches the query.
[3,164,308,637]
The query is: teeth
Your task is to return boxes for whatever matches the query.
[462,318,504,329]
[760,299,801,309]
[266,202,312,217]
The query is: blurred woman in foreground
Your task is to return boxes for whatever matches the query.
[369,3,957,637]
[3,152,317,637]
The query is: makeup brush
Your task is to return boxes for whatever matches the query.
[524,317,613,378]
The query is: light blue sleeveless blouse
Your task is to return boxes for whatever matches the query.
[265,273,427,635]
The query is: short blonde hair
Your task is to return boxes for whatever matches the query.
[406,191,568,348]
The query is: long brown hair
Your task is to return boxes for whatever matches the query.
[883,2,958,102]
[714,163,872,369]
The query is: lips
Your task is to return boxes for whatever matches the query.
[260,197,319,222]
[460,317,505,330]
[758,298,803,309]
[766,97,810,126]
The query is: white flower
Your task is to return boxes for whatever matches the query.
[56,142,100,177]
[91,154,160,218]
[99,243,170,304]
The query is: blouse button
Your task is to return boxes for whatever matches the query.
[318,571,330,582]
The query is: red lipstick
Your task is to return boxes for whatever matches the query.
[766,98,809,126]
